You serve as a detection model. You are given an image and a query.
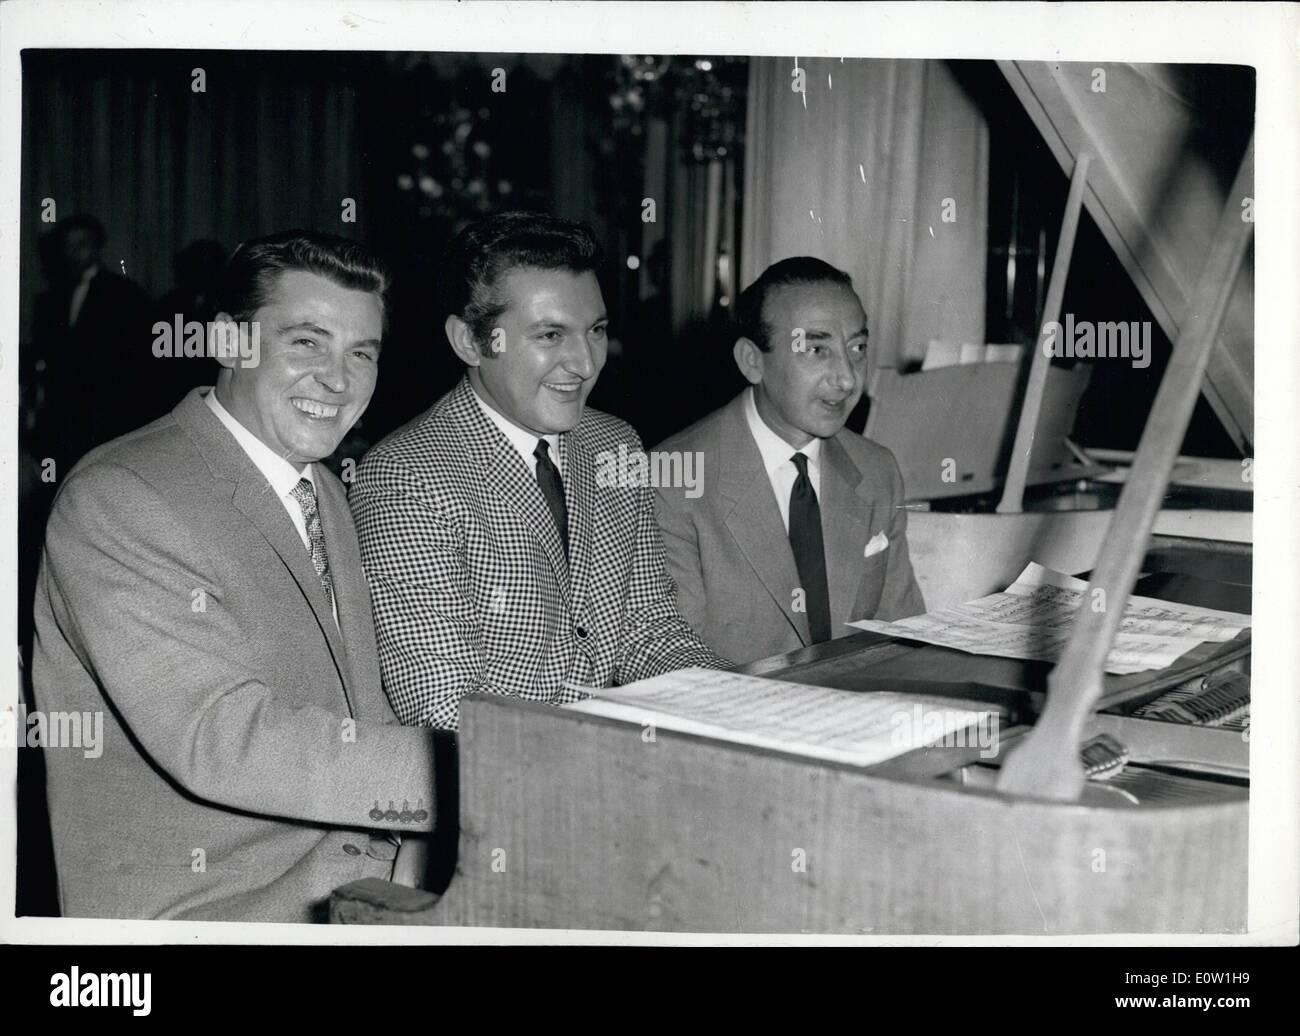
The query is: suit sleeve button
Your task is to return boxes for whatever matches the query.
[368,808,385,822]
[342,843,362,856]
[413,809,429,822]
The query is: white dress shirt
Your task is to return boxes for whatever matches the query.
[204,388,337,623]
[68,265,99,328]
[743,387,822,533]
[469,381,562,478]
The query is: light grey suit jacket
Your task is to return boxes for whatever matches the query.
[32,388,437,922]
[654,390,925,665]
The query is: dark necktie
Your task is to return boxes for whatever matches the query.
[534,439,569,559]
[290,477,335,613]
[788,452,831,643]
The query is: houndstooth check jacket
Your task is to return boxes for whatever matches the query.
[350,375,731,730]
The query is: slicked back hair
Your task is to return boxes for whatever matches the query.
[215,230,389,324]
[439,210,599,354]
[735,256,856,352]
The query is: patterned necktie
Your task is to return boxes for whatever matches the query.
[789,452,831,643]
[290,478,335,612]
[534,439,569,559]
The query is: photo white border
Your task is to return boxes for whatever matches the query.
[1,0,1295,948]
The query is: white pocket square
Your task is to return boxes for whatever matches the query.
[864,531,890,559]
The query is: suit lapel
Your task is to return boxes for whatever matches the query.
[229,468,359,714]
[315,474,389,719]
[561,431,594,609]
[447,378,571,598]
[820,435,874,633]
[172,389,358,715]
[715,394,810,645]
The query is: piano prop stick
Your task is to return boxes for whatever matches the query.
[996,151,1092,514]
[998,135,1255,801]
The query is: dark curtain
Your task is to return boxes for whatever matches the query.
[21,50,373,346]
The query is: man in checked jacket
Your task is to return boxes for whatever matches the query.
[350,212,730,731]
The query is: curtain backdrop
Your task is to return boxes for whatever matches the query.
[20,51,369,343]
[741,58,989,373]
[634,110,738,336]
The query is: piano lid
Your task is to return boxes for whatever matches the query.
[998,61,1254,453]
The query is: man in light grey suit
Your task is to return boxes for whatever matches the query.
[655,257,925,665]
[32,231,438,922]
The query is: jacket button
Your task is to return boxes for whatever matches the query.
[342,843,361,856]
[575,626,587,638]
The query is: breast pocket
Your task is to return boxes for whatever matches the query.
[849,548,890,621]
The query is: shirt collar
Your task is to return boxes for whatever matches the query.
[204,387,314,498]
[469,379,561,468]
[744,386,821,477]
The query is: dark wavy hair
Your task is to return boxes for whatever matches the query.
[438,211,599,353]
[735,256,855,352]
[215,230,389,323]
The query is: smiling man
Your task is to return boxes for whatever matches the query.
[350,211,727,730]
[32,231,441,921]
[654,257,925,665]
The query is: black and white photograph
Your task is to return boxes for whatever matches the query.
[1,0,1296,994]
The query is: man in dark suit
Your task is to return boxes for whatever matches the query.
[351,211,728,731]
[32,231,439,921]
[33,215,156,464]
[655,257,925,665]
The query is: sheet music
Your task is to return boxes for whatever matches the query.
[565,668,999,767]
[850,562,1250,675]
[1005,562,1250,641]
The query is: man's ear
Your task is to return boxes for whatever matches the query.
[446,315,482,368]
[209,312,241,373]
[733,337,765,386]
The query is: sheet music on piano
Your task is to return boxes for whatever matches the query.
[849,562,1250,674]
[565,668,1002,768]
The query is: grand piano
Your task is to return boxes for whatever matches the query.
[331,61,1254,934]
